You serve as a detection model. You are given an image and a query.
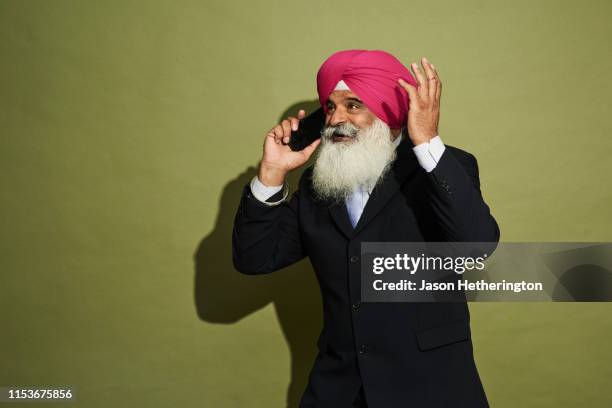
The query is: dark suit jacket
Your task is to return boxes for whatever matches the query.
[232,136,500,408]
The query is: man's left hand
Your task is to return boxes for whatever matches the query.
[397,57,441,146]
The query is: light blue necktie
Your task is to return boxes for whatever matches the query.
[346,185,370,228]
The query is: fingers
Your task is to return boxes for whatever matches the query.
[288,116,299,131]
[421,57,439,100]
[267,123,289,145]
[283,110,308,142]
[267,125,284,145]
[264,109,308,146]
[402,57,441,106]
[267,119,294,145]
[431,63,442,101]
[291,109,307,131]
[410,61,427,99]
[280,119,292,144]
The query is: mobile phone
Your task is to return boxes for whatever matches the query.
[288,107,326,151]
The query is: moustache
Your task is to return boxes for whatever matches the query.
[321,123,360,140]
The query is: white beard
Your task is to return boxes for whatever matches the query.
[311,118,399,203]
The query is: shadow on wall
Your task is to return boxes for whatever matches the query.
[194,100,324,408]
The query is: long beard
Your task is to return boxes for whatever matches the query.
[311,118,398,204]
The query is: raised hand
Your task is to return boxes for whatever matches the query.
[259,109,322,186]
[397,57,441,146]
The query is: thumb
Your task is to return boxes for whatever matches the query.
[302,137,321,159]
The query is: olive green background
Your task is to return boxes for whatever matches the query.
[1,0,611,407]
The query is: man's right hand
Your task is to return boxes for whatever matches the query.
[258,109,322,186]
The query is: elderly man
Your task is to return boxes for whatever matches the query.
[232,50,500,408]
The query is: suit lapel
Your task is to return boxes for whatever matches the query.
[327,134,419,239]
[328,201,355,239]
[351,136,419,236]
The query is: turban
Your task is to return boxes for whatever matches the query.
[316,49,418,129]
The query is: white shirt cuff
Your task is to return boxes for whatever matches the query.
[412,135,446,172]
[250,176,286,204]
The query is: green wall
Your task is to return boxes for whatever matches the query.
[1,0,611,406]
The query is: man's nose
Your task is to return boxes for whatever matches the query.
[328,108,348,126]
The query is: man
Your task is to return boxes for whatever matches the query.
[232,49,500,407]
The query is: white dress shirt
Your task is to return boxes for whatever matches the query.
[250,131,446,228]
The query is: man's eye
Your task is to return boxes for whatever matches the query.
[348,103,361,110]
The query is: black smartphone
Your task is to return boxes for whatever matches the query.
[288,107,326,151]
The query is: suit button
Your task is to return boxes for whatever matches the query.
[352,303,360,311]
[350,255,359,263]
[359,344,367,354]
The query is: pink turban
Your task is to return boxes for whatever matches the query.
[316,49,418,129]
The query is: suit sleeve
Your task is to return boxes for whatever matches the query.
[421,148,500,246]
[231,183,306,275]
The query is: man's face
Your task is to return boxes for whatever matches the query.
[324,90,378,143]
